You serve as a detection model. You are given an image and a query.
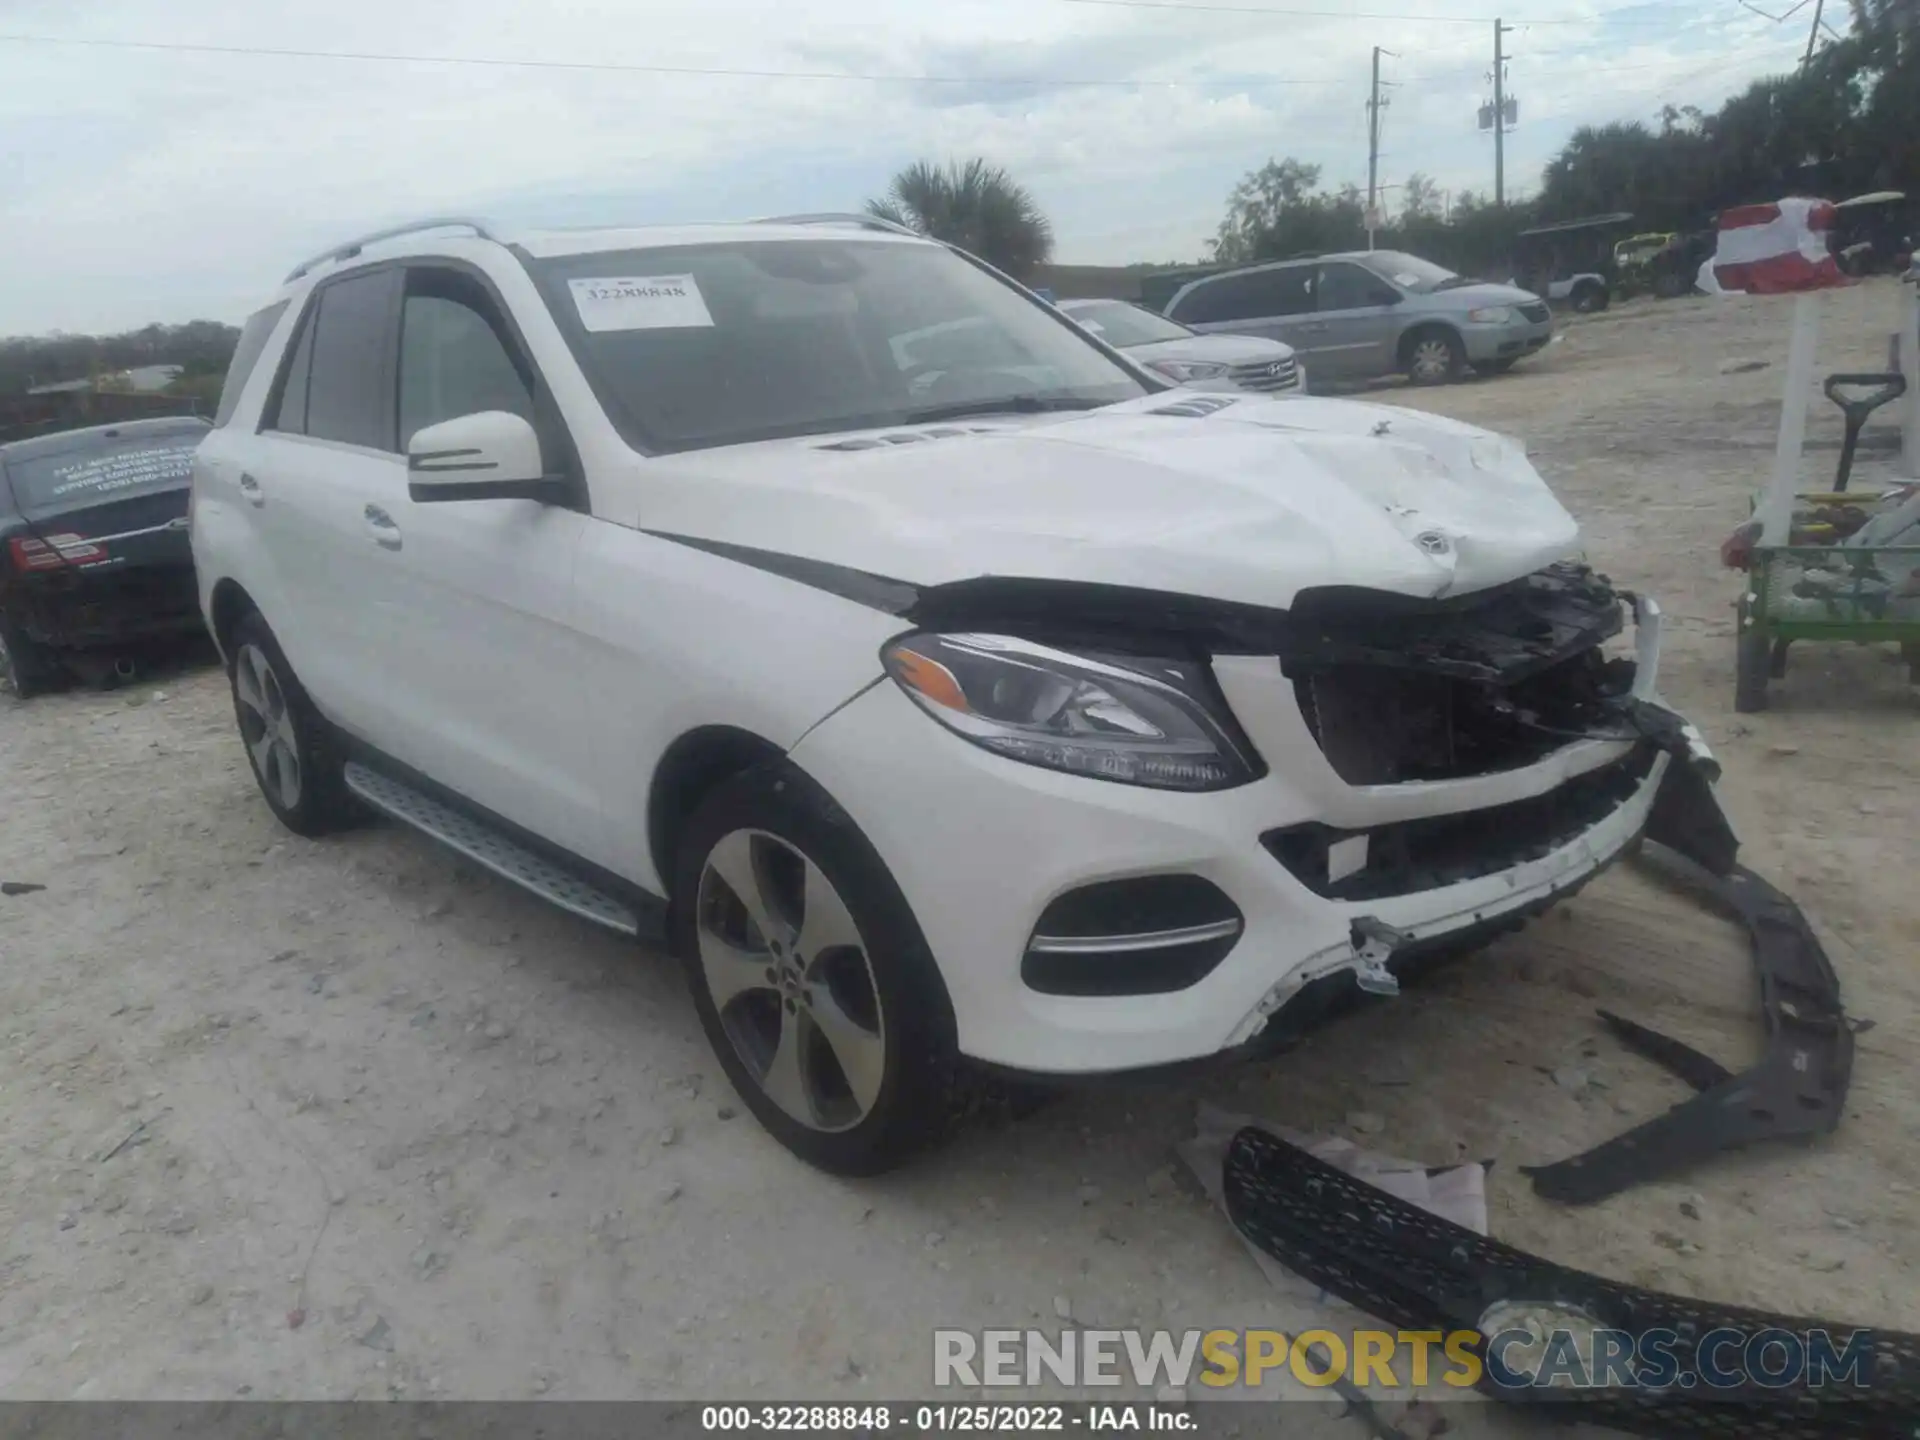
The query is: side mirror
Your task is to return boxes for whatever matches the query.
[406,411,570,504]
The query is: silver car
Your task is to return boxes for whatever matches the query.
[1164,250,1553,387]
[1055,299,1305,395]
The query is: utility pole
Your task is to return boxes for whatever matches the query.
[1366,46,1396,250]
[1802,0,1825,68]
[1493,18,1512,207]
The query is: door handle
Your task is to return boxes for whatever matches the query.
[363,503,403,551]
[1300,322,1330,333]
[238,472,265,508]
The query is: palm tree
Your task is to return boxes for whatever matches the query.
[865,159,1055,281]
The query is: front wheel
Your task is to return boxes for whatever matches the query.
[227,612,360,836]
[1570,282,1608,314]
[673,765,965,1175]
[1405,329,1466,386]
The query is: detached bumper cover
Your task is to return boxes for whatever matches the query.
[1520,841,1855,1204]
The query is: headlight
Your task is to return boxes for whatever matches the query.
[881,633,1259,791]
[1144,358,1230,383]
[1468,306,1516,324]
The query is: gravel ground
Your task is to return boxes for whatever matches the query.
[2,280,1915,1432]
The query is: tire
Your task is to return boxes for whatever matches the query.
[672,763,965,1175]
[0,616,59,700]
[1570,282,1608,314]
[227,611,361,836]
[1735,623,1771,714]
[1404,328,1466,386]
[1653,269,1690,301]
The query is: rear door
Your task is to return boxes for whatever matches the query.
[245,265,413,742]
[3,422,207,577]
[1304,261,1404,379]
[1166,265,1316,347]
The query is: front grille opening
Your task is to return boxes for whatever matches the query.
[1295,645,1638,785]
[1022,874,1242,997]
[1263,743,1658,902]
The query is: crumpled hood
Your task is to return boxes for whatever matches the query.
[634,393,1581,610]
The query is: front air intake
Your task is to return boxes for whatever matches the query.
[1021,874,1243,996]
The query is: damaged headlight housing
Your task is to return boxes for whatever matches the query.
[881,633,1259,791]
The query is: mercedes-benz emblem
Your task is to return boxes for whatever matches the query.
[1416,531,1450,555]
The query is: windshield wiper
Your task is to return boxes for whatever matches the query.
[899,396,1109,424]
[1432,275,1481,291]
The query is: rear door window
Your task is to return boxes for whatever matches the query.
[214,300,290,427]
[303,270,402,450]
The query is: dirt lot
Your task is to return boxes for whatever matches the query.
[2,281,1916,1427]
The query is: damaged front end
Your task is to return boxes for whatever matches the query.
[1260,562,1853,1203]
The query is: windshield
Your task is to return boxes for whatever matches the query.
[1354,251,1467,294]
[1061,301,1194,347]
[529,240,1150,453]
[3,425,205,511]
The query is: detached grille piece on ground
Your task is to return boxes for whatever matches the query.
[1223,1124,1917,1438]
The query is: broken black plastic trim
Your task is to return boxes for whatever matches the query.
[1521,843,1855,1204]
[1222,1126,1919,1435]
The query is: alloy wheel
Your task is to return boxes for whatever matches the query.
[234,642,302,810]
[696,828,887,1133]
[1410,339,1454,383]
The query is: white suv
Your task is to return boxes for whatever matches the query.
[192,214,1734,1174]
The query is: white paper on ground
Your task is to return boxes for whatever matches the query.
[568,275,715,332]
[1179,1103,1490,1297]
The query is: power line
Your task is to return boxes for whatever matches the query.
[1058,0,1732,25]
[0,30,1347,87]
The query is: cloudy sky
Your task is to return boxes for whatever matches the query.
[0,0,1822,334]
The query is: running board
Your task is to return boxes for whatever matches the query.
[342,762,641,935]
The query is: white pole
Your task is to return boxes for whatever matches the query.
[1760,291,1822,544]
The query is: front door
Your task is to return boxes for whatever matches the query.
[373,263,607,864]
[1304,262,1404,380]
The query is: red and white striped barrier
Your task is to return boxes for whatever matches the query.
[1712,198,1850,295]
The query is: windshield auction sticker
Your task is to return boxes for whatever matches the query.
[568,275,715,332]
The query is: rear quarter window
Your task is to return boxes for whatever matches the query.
[214,300,290,428]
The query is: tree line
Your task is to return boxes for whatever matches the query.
[0,321,239,398]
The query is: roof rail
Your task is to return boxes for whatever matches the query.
[284,216,500,282]
[756,212,923,240]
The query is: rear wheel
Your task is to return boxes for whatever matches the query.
[0,617,59,700]
[673,765,964,1174]
[1404,328,1466,386]
[227,611,360,836]
[1570,281,1608,314]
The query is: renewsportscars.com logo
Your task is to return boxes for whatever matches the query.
[933,1324,1879,1394]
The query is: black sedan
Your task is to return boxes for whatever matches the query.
[1,417,210,698]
